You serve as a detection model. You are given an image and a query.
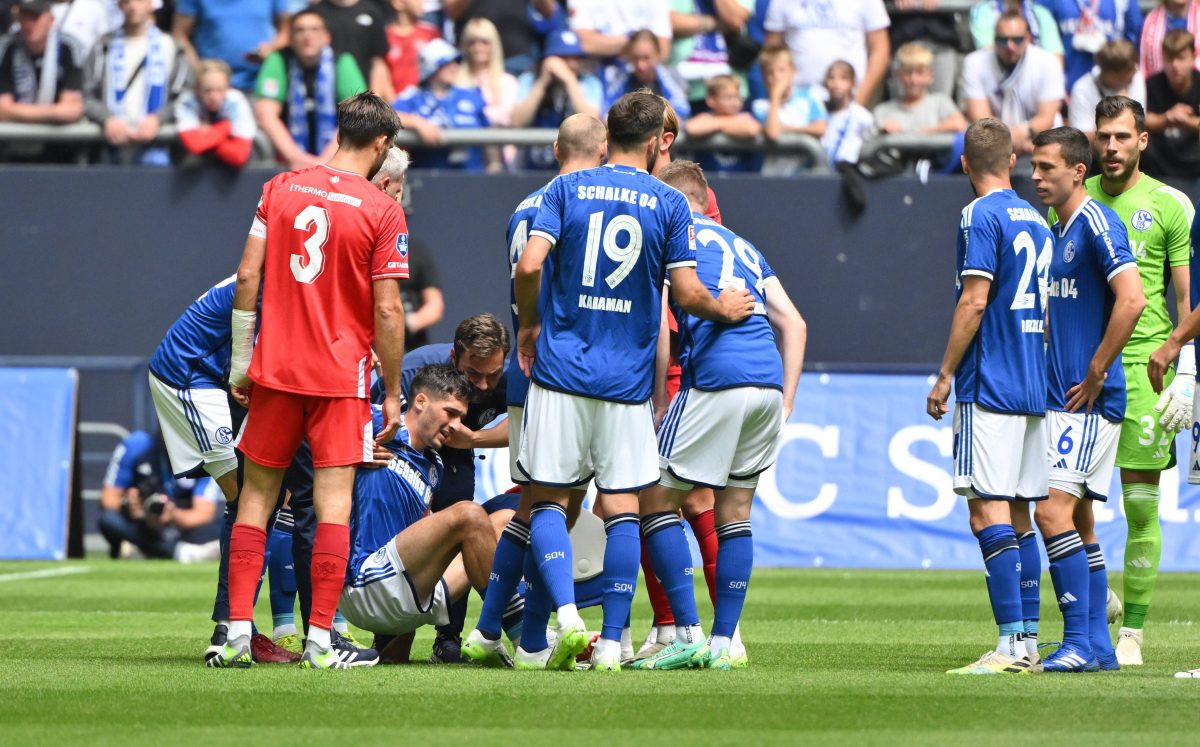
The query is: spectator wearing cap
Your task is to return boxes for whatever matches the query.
[570,0,673,60]
[314,0,395,101]
[393,37,495,171]
[0,0,85,125]
[252,9,367,170]
[175,58,257,167]
[83,0,189,166]
[384,0,441,95]
[1069,39,1146,140]
[446,0,560,76]
[512,29,603,169]
[171,0,289,93]
[601,28,690,119]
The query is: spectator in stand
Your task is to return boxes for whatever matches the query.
[1069,38,1146,140]
[458,17,517,127]
[175,58,255,167]
[385,0,440,95]
[602,28,690,119]
[763,0,890,105]
[314,0,394,101]
[668,0,753,109]
[970,0,1063,59]
[1038,0,1143,91]
[83,0,189,165]
[961,12,1064,154]
[873,41,965,136]
[394,37,495,171]
[685,72,762,172]
[51,0,112,58]
[886,0,962,98]
[821,59,874,166]
[751,44,825,176]
[1140,0,1200,79]
[569,0,673,60]
[446,0,559,76]
[1145,28,1200,176]
[252,9,366,170]
[511,29,602,169]
[0,0,84,125]
[171,0,288,94]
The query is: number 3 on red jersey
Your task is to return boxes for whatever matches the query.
[291,205,330,284]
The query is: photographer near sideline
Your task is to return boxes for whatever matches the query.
[98,430,223,562]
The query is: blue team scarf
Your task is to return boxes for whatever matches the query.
[107,25,168,118]
[288,46,337,155]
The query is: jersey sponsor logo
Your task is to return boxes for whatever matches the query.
[1132,209,1153,231]
[476,408,498,426]
[1063,240,1075,263]
[578,293,632,313]
[386,457,434,505]
[330,175,340,184]
[396,233,409,257]
[215,427,234,445]
[327,192,362,208]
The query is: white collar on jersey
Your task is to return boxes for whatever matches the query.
[1056,196,1093,238]
[604,163,648,174]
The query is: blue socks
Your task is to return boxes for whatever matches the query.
[1085,542,1116,663]
[976,524,1023,631]
[477,517,530,640]
[1045,530,1090,653]
[600,513,640,642]
[1018,530,1040,646]
[519,549,550,652]
[713,521,753,638]
[267,508,297,633]
[529,503,575,609]
[643,511,700,629]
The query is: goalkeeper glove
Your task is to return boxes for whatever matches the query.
[1154,342,1195,433]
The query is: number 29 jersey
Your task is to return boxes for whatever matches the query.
[248,164,410,398]
[954,189,1051,416]
[529,164,697,404]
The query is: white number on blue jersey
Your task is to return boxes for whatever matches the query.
[581,211,643,289]
[509,218,528,316]
[1010,230,1052,311]
[698,227,767,314]
[291,205,330,284]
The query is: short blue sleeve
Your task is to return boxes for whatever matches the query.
[104,431,154,489]
[760,250,776,280]
[1092,220,1136,281]
[530,175,565,246]
[664,192,698,270]
[961,208,999,279]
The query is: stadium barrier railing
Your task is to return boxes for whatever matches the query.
[858,133,958,167]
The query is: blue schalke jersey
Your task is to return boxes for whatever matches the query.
[149,276,236,389]
[1191,202,1200,382]
[1047,197,1137,423]
[505,184,553,408]
[675,212,783,391]
[528,164,697,404]
[393,85,489,171]
[953,189,1052,415]
[347,407,442,581]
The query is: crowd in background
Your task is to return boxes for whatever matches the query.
[2,0,1200,176]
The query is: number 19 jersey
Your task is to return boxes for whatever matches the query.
[954,189,1051,416]
[529,164,697,404]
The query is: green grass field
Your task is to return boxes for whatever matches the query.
[3,561,1199,746]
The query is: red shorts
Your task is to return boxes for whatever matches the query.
[238,385,372,468]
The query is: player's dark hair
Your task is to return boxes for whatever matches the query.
[657,160,709,212]
[290,8,326,31]
[411,363,471,404]
[1095,94,1145,134]
[337,92,401,149]
[453,313,511,359]
[963,118,1013,176]
[607,91,665,151]
[1032,126,1092,168]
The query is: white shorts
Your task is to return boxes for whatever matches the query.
[953,402,1047,501]
[148,372,237,478]
[1190,396,1200,485]
[339,540,451,635]
[1047,410,1121,501]
[658,387,783,490]
[517,382,658,494]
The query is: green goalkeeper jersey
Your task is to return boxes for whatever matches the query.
[1084,174,1193,364]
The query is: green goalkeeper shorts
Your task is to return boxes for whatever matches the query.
[1117,363,1178,472]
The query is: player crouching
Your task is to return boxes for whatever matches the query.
[1032,127,1145,672]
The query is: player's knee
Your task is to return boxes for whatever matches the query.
[445,501,490,536]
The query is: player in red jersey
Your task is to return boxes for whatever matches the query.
[210,93,410,670]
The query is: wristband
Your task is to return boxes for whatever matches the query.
[230,308,257,387]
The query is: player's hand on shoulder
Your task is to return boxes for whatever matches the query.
[716,286,755,323]
[362,444,393,469]
[517,323,540,377]
[376,396,403,445]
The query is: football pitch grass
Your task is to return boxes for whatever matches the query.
[3,562,1200,746]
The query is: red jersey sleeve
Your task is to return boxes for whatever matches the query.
[249,177,274,238]
[371,200,410,281]
[705,186,722,224]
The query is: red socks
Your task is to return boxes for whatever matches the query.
[640,541,675,626]
[228,523,267,621]
[687,509,718,605]
[310,522,350,630]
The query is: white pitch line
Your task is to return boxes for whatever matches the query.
[0,566,90,584]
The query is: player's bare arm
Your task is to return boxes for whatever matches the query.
[514,234,552,376]
[652,289,671,427]
[445,418,509,450]
[1066,268,1146,413]
[764,276,806,422]
[1148,263,1196,427]
[229,234,266,406]
[1150,298,1200,392]
[374,277,407,445]
[667,265,754,323]
[927,275,990,421]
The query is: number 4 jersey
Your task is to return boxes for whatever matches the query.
[954,189,1052,416]
[248,164,410,398]
[529,164,696,404]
